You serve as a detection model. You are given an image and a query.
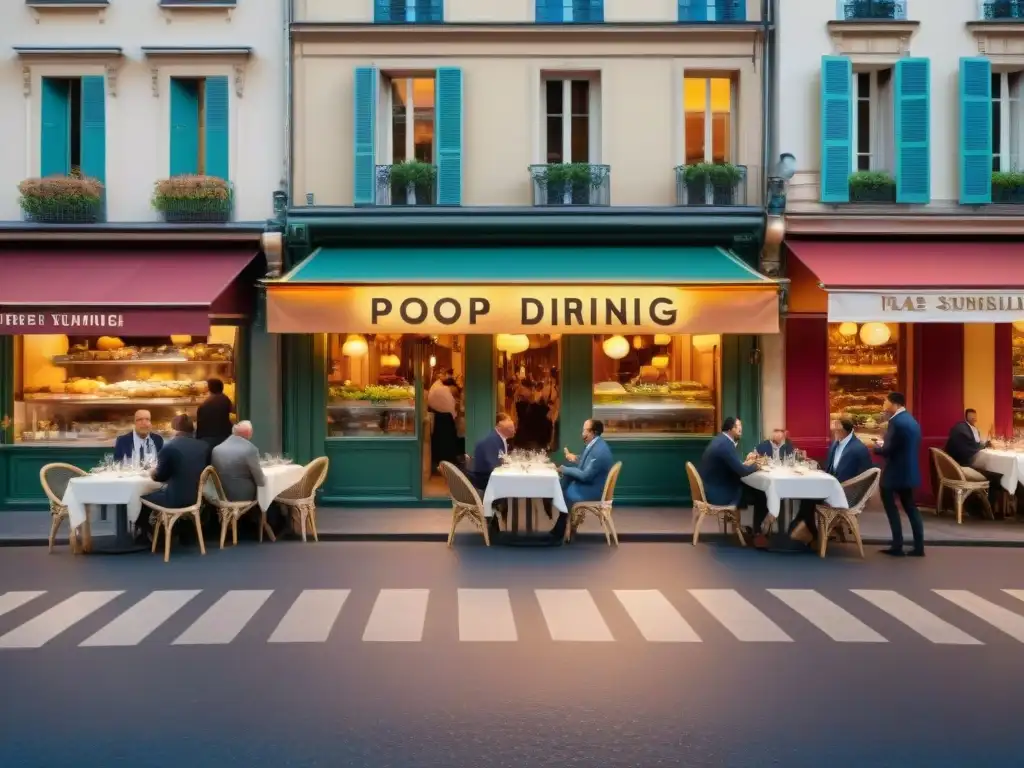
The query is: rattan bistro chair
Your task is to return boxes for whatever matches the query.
[813,467,880,559]
[565,461,623,545]
[203,468,258,549]
[40,463,89,554]
[931,447,993,525]
[143,466,212,563]
[275,457,329,542]
[439,460,491,547]
[686,461,746,547]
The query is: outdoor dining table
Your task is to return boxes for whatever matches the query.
[482,464,568,542]
[973,448,1024,494]
[62,472,162,554]
[254,463,306,539]
[742,465,848,532]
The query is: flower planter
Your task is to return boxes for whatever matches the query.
[849,186,896,203]
[993,187,1024,204]
[18,175,104,224]
[152,175,232,223]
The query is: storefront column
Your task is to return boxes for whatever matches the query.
[463,335,495,454]
[247,327,282,455]
[995,324,1013,436]
[0,336,11,445]
[559,335,594,450]
[281,333,326,466]
[913,324,964,503]
[963,324,995,435]
[783,316,830,462]
[721,334,762,457]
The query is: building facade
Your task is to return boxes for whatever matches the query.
[0,0,285,510]
[771,0,1024,500]
[272,0,780,506]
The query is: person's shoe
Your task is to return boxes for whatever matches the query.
[753,533,770,550]
[879,547,905,557]
[906,548,925,557]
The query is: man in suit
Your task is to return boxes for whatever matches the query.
[755,428,794,462]
[697,416,771,547]
[211,420,266,502]
[945,408,989,469]
[113,410,164,463]
[137,414,211,542]
[873,391,925,557]
[196,378,234,452]
[550,419,614,540]
[471,412,516,492]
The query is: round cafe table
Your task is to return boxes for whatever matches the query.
[482,464,568,546]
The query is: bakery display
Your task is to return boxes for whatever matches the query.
[1013,328,1024,428]
[593,379,716,435]
[828,323,899,441]
[326,383,415,437]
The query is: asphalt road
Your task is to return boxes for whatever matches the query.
[1,540,1023,768]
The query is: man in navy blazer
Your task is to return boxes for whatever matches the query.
[137,414,210,542]
[470,412,516,492]
[113,410,164,463]
[755,429,794,462]
[550,419,614,540]
[873,392,925,557]
[697,416,770,546]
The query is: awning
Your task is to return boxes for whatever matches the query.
[787,241,1024,323]
[265,246,782,335]
[0,248,257,335]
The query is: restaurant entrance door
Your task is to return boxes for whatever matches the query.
[495,334,562,455]
[421,335,466,498]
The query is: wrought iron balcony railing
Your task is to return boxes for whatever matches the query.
[528,164,610,206]
[838,0,907,20]
[980,0,1024,19]
[375,164,437,206]
[675,164,749,206]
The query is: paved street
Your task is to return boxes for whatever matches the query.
[1,542,1023,767]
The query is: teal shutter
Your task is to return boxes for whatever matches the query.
[435,67,463,206]
[820,55,852,203]
[536,0,559,21]
[679,1,707,21]
[959,57,992,205]
[353,67,378,205]
[40,78,70,177]
[716,0,742,20]
[895,57,931,204]
[204,76,230,179]
[79,76,106,183]
[374,0,392,22]
[169,78,200,175]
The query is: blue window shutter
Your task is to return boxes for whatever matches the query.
[820,55,852,203]
[353,67,378,205]
[78,76,106,183]
[589,0,603,22]
[435,67,463,206]
[679,1,707,21]
[204,76,230,179]
[716,0,743,20]
[415,0,442,22]
[959,57,992,205]
[895,57,930,204]
[536,0,557,21]
[374,0,392,22]
[169,78,200,175]
[40,78,70,177]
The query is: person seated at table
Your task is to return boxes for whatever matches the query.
[136,414,211,543]
[113,410,163,464]
[944,408,998,510]
[549,419,614,540]
[790,419,873,548]
[697,416,771,548]
[755,428,794,462]
[471,412,516,492]
[211,421,266,502]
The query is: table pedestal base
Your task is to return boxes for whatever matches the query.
[494,531,562,547]
[86,503,149,555]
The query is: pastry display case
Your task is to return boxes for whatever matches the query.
[1013,326,1024,430]
[592,381,717,436]
[327,384,416,437]
[13,332,236,446]
[828,322,899,442]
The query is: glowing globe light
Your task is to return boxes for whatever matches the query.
[838,322,858,337]
[342,334,368,357]
[651,355,670,369]
[859,322,891,347]
[602,335,630,359]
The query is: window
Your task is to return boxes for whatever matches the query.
[375,0,443,23]
[1012,325,1024,435]
[536,0,604,23]
[683,76,733,164]
[543,78,597,164]
[827,322,899,442]
[326,334,416,438]
[40,76,105,181]
[169,76,229,179]
[388,77,435,164]
[591,334,720,437]
[497,335,561,451]
[852,69,893,172]
[678,0,746,22]
[992,71,1022,172]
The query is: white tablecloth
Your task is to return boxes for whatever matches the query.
[742,468,848,518]
[63,474,163,529]
[257,464,306,511]
[481,466,568,518]
[974,449,1024,493]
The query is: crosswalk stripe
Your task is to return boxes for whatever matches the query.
[268,589,350,643]
[852,590,982,645]
[689,589,792,642]
[0,591,123,649]
[362,589,429,642]
[81,590,201,647]
[1002,589,1024,606]
[935,590,1024,643]
[768,589,887,642]
[614,590,701,642]
[0,591,46,619]
[172,590,273,645]
[536,589,614,641]
[458,589,517,641]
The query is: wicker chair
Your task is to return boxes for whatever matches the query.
[275,456,329,542]
[813,467,881,559]
[439,460,490,547]
[203,468,258,549]
[686,461,746,546]
[931,447,993,525]
[565,461,623,545]
[143,466,212,563]
[40,463,89,554]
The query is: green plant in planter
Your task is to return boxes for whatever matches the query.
[848,170,896,202]
[992,171,1024,203]
[540,163,603,203]
[152,175,232,222]
[681,163,743,204]
[847,0,895,19]
[18,173,104,223]
[388,160,437,204]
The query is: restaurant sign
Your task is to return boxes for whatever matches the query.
[266,284,780,335]
[828,291,1024,324]
[0,308,215,336]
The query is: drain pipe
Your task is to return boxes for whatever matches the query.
[760,0,773,207]
[283,0,293,205]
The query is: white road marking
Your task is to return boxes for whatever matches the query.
[536,589,614,641]
[852,590,981,645]
[689,589,792,642]
[362,589,429,642]
[81,590,201,647]
[768,589,887,642]
[0,591,45,619]
[614,589,701,642]
[458,589,517,641]
[268,589,350,643]
[172,590,273,645]
[935,590,1024,643]
[0,591,123,649]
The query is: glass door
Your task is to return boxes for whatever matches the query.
[496,334,562,454]
[422,335,466,498]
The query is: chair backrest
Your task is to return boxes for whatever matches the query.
[439,460,483,508]
[40,463,86,506]
[685,462,707,505]
[298,456,330,498]
[203,466,229,505]
[195,465,219,508]
[842,467,881,512]
[602,461,623,503]
[930,447,966,482]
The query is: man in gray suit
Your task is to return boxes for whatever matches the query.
[211,421,266,502]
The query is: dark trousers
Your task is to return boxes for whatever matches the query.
[795,499,821,537]
[881,486,924,551]
[735,486,770,532]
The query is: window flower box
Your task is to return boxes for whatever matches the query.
[152,175,233,223]
[848,171,896,203]
[18,174,105,223]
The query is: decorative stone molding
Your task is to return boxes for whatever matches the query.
[967,22,1024,59]
[827,20,920,59]
[142,47,252,98]
[233,64,245,98]
[159,1,235,24]
[22,66,31,97]
[260,231,283,277]
[15,47,124,97]
[26,1,109,25]
[104,61,121,97]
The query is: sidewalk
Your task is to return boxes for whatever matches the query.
[3,504,1024,546]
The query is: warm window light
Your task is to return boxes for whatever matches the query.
[602,335,630,360]
[342,334,368,357]
[170,335,191,346]
[859,322,891,347]
[651,355,670,369]
[497,334,529,354]
[654,334,672,346]
[838,322,858,337]
[692,335,718,352]
[380,353,401,368]
[1014,321,1024,333]
[429,355,437,367]
[633,335,645,350]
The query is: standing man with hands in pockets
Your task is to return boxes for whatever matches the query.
[873,391,925,557]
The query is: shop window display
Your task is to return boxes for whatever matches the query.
[14,329,237,445]
[591,334,719,437]
[828,322,899,442]
[326,334,417,438]
[497,334,561,451]
[1013,323,1024,431]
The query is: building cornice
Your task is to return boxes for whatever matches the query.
[785,212,1024,237]
[14,46,125,96]
[0,222,266,242]
[142,46,253,97]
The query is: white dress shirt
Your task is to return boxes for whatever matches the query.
[427,380,456,415]
[132,431,157,462]
[830,432,854,472]
[969,423,981,443]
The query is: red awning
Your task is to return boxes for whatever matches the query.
[0,249,256,335]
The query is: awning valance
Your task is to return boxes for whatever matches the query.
[0,248,257,335]
[787,240,1024,323]
[265,246,781,335]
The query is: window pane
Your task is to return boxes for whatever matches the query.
[391,80,407,163]
[69,79,82,172]
[546,116,564,162]
[424,335,466,498]
[684,78,707,164]
[857,97,871,155]
[592,334,718,436]
[1013,326,1024,433]
[993,72,1002,98]
[1010,96,1021,170]
[994,98,1002,169]
[709,78,731,162]
[327,334,415,438]
[546,80,563,116]
[412,78,435,162]
[498,336,561,451]
[828,322,899,443]
[570,114,589,163]
[570,80,589,115]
